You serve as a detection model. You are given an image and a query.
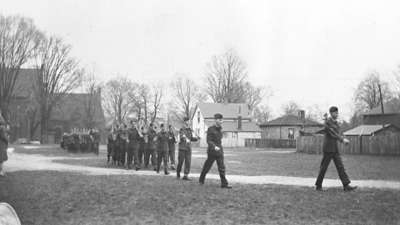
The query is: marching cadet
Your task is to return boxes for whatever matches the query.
[138,125,146,166]
[0,115,8,177]
[107,128,114,164]
[156,123,170,175]
[199,113,231,188]
[167,124,176,170]
[127,120,142,170]
[89,128,100,155]
[315,106,357,192]
[145,123,157,171]
[114,124,122,166]
[176,117,199,180]
[120,123,129,166]
[111,127,118,165]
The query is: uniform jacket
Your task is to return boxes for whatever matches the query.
[147,127,157,149]
[128,127,141,142]
[168,130,176,145]
[157,130,169,152]
[0,126,8,162]
[322,117,344,153]
[178,127,198,151]
[207,125,223,155]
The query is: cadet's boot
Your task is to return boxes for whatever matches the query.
[164,171,170,175]
[315,186,323,191]
[343,185,357,192]
[170,164,175,170]
[182,176,191,181]
[176,173,180,179]
[221,185,232,189]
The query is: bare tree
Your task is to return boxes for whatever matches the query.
[137,84,151,123]
[204,49,268,110]
[306,104,323,122]
[253,104,271,124]
[103,77,134,124]
[170,76,205,122]
[0,15,42,121]
[149,84,163,124]
[354,71,392,112]
[242,82,270,110]
[394,66,400,99]
[81,71,102,129]
[282,101,301,115]
[205,49,248,103]
[34,36,82,143]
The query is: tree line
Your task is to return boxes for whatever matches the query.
[102,49,270,125]
[0,15,84,143]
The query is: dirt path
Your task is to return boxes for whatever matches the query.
[4,151,400,190]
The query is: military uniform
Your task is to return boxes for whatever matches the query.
[127,126,141,170]
[107,132,114,164]
[199,124,229,187]
[176,127,198,179]
[120,127,129,166]
[145,127,157,169]
[315,116,352,189]
[0,124,8,164]
[138,127,146,165]
[156,129,170,174]
[167,128,176,169]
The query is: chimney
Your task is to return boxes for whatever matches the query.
[298,110,305,121]
[237,116,242,130]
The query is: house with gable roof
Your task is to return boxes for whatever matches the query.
[259,110,324,140]
[191,102,261,147]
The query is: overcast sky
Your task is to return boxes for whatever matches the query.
[2,0,400,120]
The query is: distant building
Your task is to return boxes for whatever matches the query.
[362,99,400,127]
[191,102,261,147]
[7,68,105,143]
[259,110,323,139]
[344,124,400,136]
[344,99,400,137]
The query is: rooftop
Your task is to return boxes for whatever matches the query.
[205,120,261,132]
[195,102,251,119]
[343,124,399,136]
[260,114,323,127]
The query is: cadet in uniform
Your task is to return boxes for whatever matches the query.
[156,124,170,175]
[176,117,199,180]
[315,106,357,192]
[127,120,142,170]
[167,125,176,170]
[120,124,129,166]
[199,113,231,188]
[0,115,8,177]
[145,123,157,170]
[138,125,146,166]
[107,129,114,164]
[114,124,122,166]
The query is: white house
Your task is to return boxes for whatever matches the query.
[191,102,261,147]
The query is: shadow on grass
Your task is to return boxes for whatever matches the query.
[0,170,399,225]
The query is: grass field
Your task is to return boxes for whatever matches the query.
[2,145,399,224]
[1,171,399,225]
[29,145,400,181]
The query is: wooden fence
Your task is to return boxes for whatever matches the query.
[297,134,400,155]
[245,138,296,148]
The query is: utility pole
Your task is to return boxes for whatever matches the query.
[378,83,384,114]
